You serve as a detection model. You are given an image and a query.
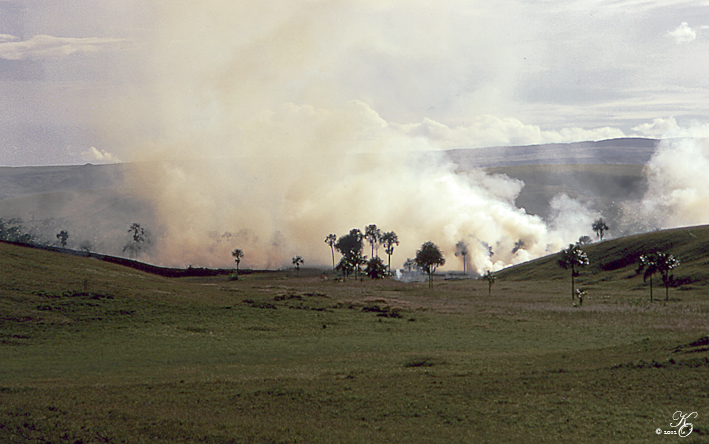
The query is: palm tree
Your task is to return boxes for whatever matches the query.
[231,248,244,276]
[592,218,609,241]
[324,234,337,270]
[558,244,589,300]
[292,255,304,276]
[638,253,658,302]
[364,224,381,258]
[455,241,468,274]
[658,253,680,301]
[638,252,680,302]
[482,270,496,296]
[380,231,399,274]
[415,241,445,288]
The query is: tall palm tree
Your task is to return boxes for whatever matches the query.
[558,243,589,300]
[380,231,399,274]
[365,224,381,258]
[638,253,659,302]
[455,241,468,274]
[324,234,337,270]
[231,248,244,275]
[592,218,609,241]
[658,253,680,301]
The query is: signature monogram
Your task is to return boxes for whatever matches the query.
[669,411,699,438]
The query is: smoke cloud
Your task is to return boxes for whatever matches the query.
[88,1,637,272]
[623,134,709,230]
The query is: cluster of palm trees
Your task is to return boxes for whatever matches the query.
[637,252,680,302]
[324,224,400,280]
[324,226,457,287]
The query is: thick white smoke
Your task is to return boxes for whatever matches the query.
[624,135,709,230]
[123,100,574,272]
[90,1,610,272]
[548,194,602,244]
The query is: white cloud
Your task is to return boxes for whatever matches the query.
[81,146,120,164]
[667,22,697,44]
[0,34,126,60]
[393,115,626,149]
[632,117,681,137]
[632,116,709,139]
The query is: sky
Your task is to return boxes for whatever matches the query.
[1,0,708,167]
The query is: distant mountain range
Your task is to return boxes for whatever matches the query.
[0,163,126,201]
[445,137,659,168]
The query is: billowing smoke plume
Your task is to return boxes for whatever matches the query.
[548,194,602,244]
[623,134,709,231]
[88,1,610,272]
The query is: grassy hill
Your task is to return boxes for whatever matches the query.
[498,224,709,288]
[1,229,708,443]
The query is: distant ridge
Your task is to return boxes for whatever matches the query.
[445,137,660,169]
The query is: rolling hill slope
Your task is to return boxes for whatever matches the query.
[497,224,709,290]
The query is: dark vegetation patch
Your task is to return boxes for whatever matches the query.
[0,333,32,346]
[178,326,211,334]
[26,290,137,324]
[611,356,709,370]
[599,253,642,272]
[362,305,403,318]
[273,293,302,301]
[273,292,333,311]
[242,299,277,310]
[673,336,709,354]
[404,357,445,368]
[301,292,329,298]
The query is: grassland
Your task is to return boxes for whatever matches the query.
[1,228,708,443]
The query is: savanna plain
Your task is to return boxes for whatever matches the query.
[1,226,708,443]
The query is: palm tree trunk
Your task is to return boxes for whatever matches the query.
[571,268,575,300]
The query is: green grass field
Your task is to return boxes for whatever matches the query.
[1,227,708,443]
